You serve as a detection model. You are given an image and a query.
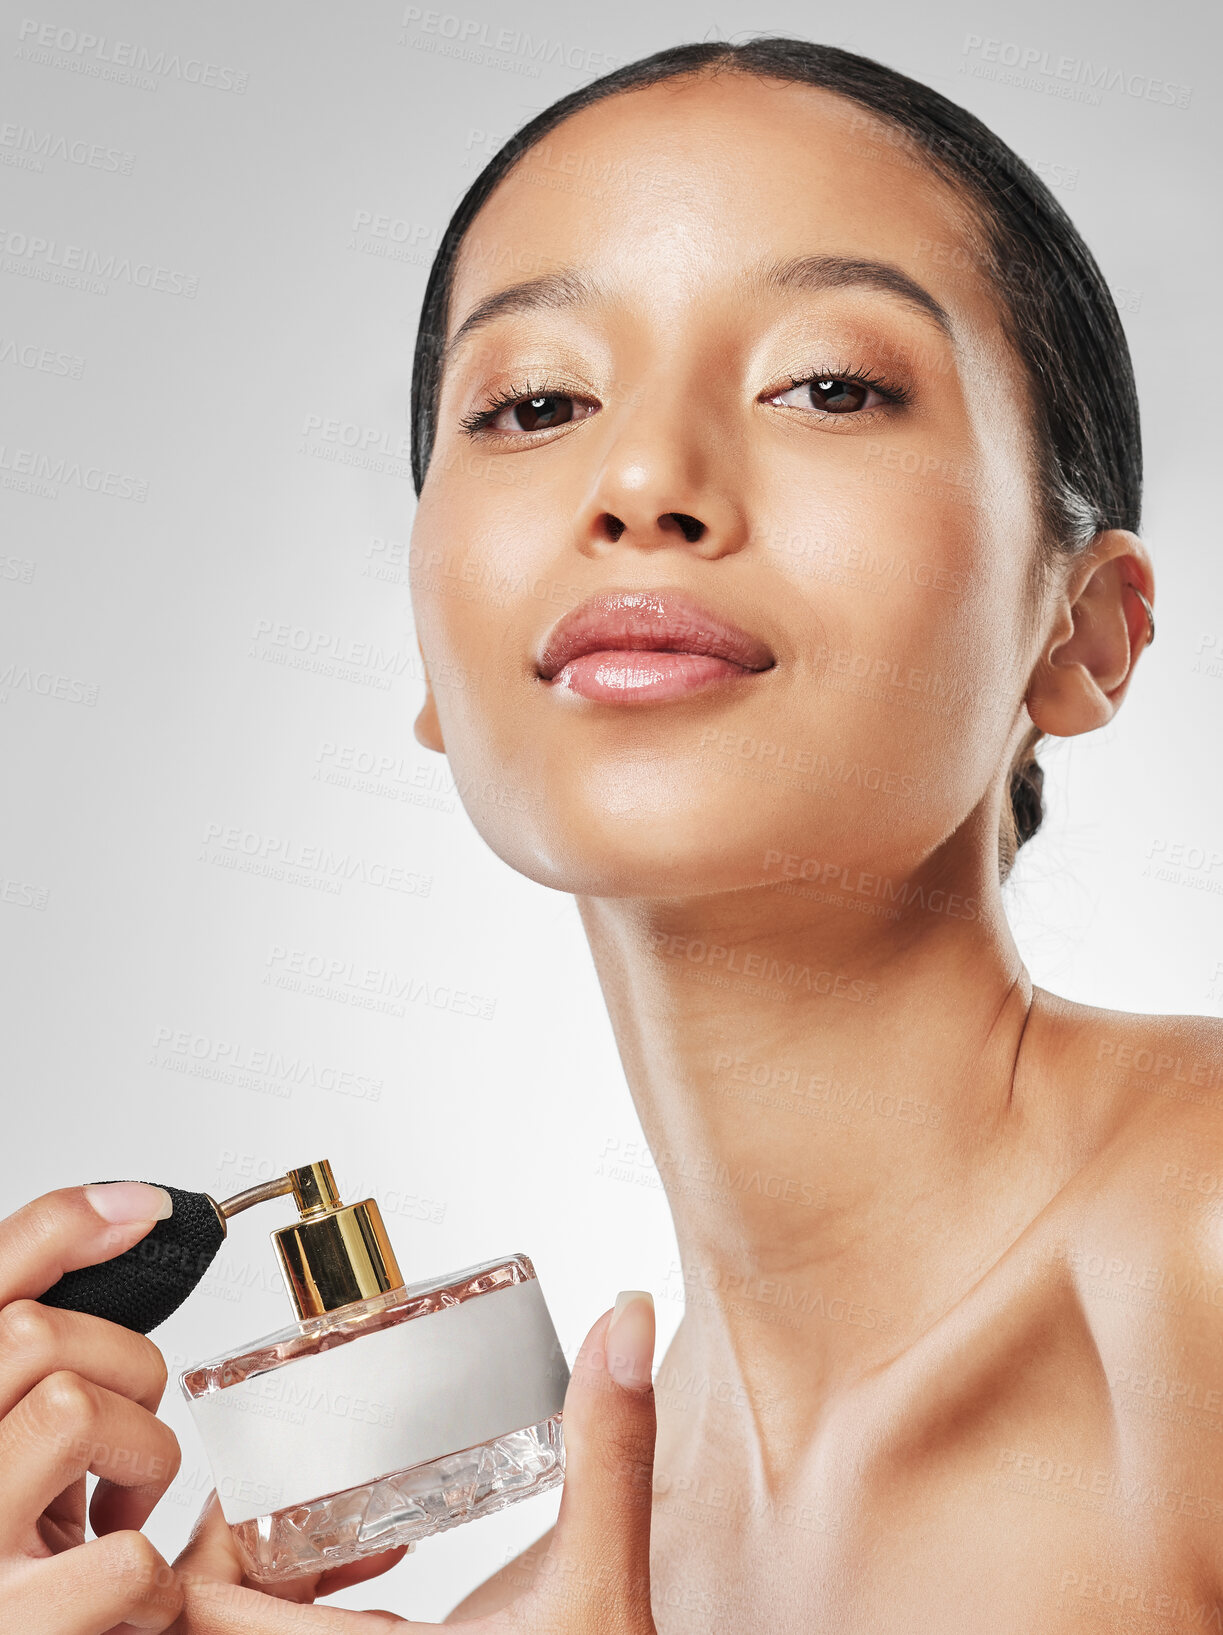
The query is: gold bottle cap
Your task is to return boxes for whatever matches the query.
[270,1160,405,1320]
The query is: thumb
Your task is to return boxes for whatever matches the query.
[172,1491,316,1611]
[0,1183,173,1306]
[173,1491,408,1609]
[173,1491,245,1589]
[542,1292,656,1628]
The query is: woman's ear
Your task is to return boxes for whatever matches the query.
[1025,529,1154,740]
[413,638,446,753]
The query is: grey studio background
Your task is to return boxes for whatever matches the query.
[1,0,1219,1620]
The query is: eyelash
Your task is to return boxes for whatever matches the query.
[458,378,577,436]
[458,362,910,438]
[771,362,911,411]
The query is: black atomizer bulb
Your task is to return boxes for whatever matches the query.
[39,1176,297,1333]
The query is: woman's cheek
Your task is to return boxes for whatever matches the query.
[759,477,1002,807]
[407,555,533,815]
[411,494,497,657]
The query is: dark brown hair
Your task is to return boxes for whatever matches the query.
[409,37,1142,884]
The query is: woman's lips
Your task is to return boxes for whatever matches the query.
[537,589,775,705]
[552,650,762,703]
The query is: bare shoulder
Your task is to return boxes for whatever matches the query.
[441,1524,556,1624]
[1026,990,1223,1175]
[1042,994,1223,1244]
[1046,1000,1223,1512]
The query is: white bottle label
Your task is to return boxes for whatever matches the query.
[185,1279,570,1525]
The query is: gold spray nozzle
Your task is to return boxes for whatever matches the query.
[215,1159,404,1320]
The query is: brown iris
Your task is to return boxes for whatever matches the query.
[513,394,575,431]
[809,377,870,413]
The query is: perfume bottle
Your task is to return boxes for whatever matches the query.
[180,1159,569,1583]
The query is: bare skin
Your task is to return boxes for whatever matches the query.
[449,1005,1223,1633]
[170,69,1221,1634]
[413,73,1220,1633]
[0,1183,187,1633]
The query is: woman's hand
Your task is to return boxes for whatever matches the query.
[0,1181,186,1633]
[171,1292,659,1632]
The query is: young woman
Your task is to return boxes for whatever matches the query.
[2,35,1216,1635]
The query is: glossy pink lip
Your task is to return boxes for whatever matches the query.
[536,590,775,703]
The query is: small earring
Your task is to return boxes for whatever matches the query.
[1128,584,1155,648]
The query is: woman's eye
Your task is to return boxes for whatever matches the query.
[770,376,888,415]
[489,393,588,433]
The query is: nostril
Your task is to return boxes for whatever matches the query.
[595,511,705,545]
[665,512,705,543]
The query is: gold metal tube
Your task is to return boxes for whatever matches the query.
[211,1160,403,1319]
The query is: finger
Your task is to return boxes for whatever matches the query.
[172,1491,318,1605]
[1,1528,182,1634]
[0,1301,173,1543]
[311,1545,412,1600]
[89,1460,180,1539]
[541,1292,656,1626]
[172,1490,243,1586]
[0,1183,173,1307]
[0,1371,180,1547]
[178,1569,413,1632]
[174,1494,411,1610]
[40,1472,87,1550]
[0,1298,170,1418]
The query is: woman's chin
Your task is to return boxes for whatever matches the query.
[463,804,833,901]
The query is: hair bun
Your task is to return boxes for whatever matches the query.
[1010,743,1045,848]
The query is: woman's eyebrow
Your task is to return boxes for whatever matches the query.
[443,252,953,370]
[756,254,954,340]
[443,268,599,370]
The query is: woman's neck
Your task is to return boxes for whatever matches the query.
[574,821,1058,1469]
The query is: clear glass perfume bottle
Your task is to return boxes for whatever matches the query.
[180,1160,569,1583]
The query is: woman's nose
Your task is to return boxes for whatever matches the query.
[601,510,706,545]
[571,390,750,561]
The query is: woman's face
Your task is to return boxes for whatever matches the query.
[409,74,1047,897]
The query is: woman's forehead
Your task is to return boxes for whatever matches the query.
[448,74,984,330]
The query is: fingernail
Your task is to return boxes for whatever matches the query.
[606,1290,654,1391]
[85,1182,174,1224]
